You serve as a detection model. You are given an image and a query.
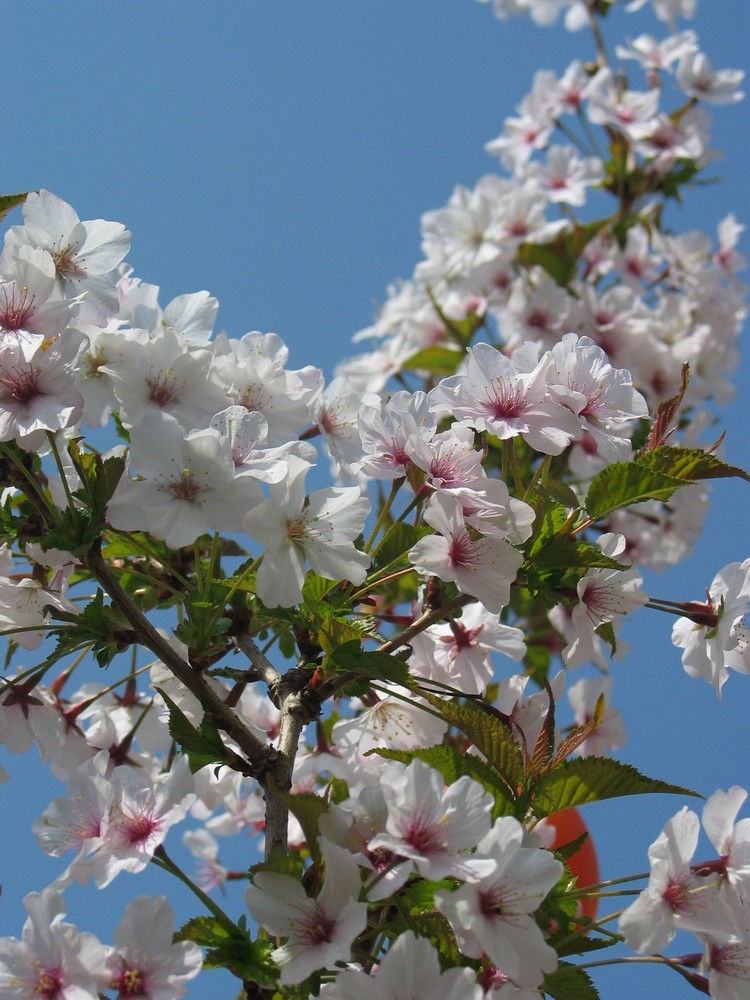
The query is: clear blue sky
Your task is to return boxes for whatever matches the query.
[1,2,749,998]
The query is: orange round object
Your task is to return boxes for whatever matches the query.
[544,807,600,924]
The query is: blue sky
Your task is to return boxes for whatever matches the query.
[2,2,749,998]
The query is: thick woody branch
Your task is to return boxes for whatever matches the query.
[233,633,281,688]
[235,634,322,858]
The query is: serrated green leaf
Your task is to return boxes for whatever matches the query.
[204,936,277,985]
[585,461,685,521]
[401,345,463,376]
[372,521,431,574]
[400,877,453,912]
[341,676,372,699]
[176,915,235,948]
[543,962,601,1000]
[528,501,570,558]
[420,691,524,794]
[277,791,329,862]
[555,934,614,959]
[327,639,412,687]
[0,192,27,223]
[594,621,617,657]
[533,757,700,816]
[183,911,279,985]
[532,538,626,571]
[634,445,750,484]
[301,572,338,602]
[68,440,127,513]
[542,479,582,509]
[371,745,517,811]
[46,589,133,667]
[318,614,371,655]
[156,688,227,773]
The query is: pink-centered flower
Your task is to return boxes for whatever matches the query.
[318,930,483,1000]
[245,838,367,985]
[435,817,562,988]
[409,492,523,614]
[107,896,202,1000]
[243,454,370,608]
[368,759,494,880]
[0,888,109,1000]
[619,806,737,953]
[672,560,750,696]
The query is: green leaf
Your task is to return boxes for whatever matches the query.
[326,639,412,687]
[46,589,134,668]
[401,345,464,376]
[532,757,700,816]
[532,538,626,572]
[527,501,570,558]
[594,621,617,658]
[156,689,227,773]
[517,220,607,288]
[585,461,685,521]
[277,791,330,863]
[317,614,375,655]
[634,445,750,485]
[419,691,524,795]
[370,745,517,811]
[400,877,453,912]
[177,916,278,985]
[543,962,601,1000]
[372,521,431,574]
[301,573,338,602]
[0,192,28,223]
[68,440,127,513]
[517,242,572,288]
[44,441,128,554]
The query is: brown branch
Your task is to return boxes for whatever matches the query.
[234,634,325,858]
[83,547,274,780]
[376,592,471,655]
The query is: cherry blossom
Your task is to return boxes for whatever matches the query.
[408,600,526,694]
[435,817,562,988]
[619,806,737,953]
[245,838,368,985]
[5,189,131,325]
[367,758,495,880]
[0,888,109,1000]
[560,533,648,670]
[409,492,524,614]
[671,559,750,696]
[106,896,202,1000]
[107,410,262,547]
[430,342,581,455]
[318,930,483,1000]
[244,454,370,607]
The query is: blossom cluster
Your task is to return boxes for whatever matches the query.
[0,0,747,997]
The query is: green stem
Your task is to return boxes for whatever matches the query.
[0,441,60,525]
[365,478,405,553]
[222,554,262,608]
[502,439,524,497]
[153,845,236,926]
[107,529,193,591]
[46,432,77,511]
[367,487,424,564]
